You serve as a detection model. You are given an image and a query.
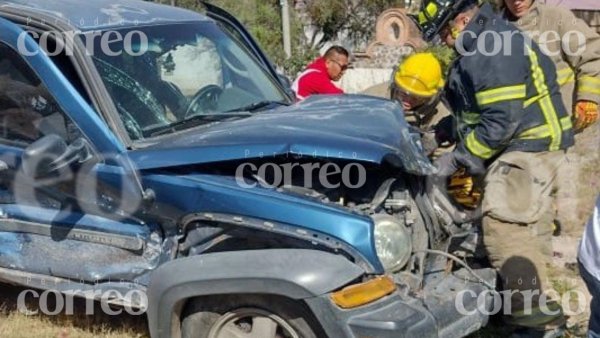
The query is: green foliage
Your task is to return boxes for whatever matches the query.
[420,44,456,75]
[174,0,432,76]
[303,0,406,47]
[281,48,319,77]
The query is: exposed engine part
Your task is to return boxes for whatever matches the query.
[459,232,479,254]
[413,249,496,290]
[369,178,396,211]
[410,177,448,246]
[384,190,410,213]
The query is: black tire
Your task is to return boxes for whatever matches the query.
[181,294,326,338]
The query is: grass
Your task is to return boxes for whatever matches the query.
[0,284,148,338]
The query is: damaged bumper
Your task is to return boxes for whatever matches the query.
[306,267,497,338]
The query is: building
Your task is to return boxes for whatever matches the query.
[538,0,599,33]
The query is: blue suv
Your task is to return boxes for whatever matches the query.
[0,1,495,337]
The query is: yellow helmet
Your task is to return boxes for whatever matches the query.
[394,53,445,98]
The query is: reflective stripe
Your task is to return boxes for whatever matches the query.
[465,131,497,159]
[475,84,526,106]
[526,45,562,151]
[461,111,480,125]
[518,116,572,140]
[579,76,600,96]
[523,93,543,108]
[418,2,438,24]
[556,67,575,86]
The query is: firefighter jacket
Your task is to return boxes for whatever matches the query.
[502,1,600,112]
[445,3,574,165]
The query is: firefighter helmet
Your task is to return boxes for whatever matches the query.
[417,0,480,41]
[394,53,444,98]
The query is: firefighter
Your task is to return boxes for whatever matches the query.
[500,0,600,132]
[362,53,449,152]
[392,53,447,131]
[499,0,600,238]
[417,0,574,335]
[363,53,480,207]
[393,52,483,207]
[392,52,461,158]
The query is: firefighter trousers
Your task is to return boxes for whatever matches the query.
[481,150,566,328]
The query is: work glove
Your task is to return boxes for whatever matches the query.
[434,146,485,178]
[433,152,460,177]
[448,168,482,209]
[429,149,485,223]
[574,101,599,131]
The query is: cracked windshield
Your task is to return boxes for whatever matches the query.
[89,22,288,140]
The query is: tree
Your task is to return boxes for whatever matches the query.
[302,0,406,48]
[174,1,415,75]
[176,0,313,75]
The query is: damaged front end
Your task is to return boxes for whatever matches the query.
[139,97,497,337]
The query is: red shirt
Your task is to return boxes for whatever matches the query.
[291,57,344,100]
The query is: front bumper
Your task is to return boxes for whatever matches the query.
[306,267,497,338]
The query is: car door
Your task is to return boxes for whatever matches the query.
[0,17,159,284]
[200,1,293,92]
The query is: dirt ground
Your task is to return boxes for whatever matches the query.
[0,125,597,338]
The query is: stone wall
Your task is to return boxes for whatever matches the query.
[339,8,425,93]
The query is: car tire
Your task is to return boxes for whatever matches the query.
[181,294,325,338]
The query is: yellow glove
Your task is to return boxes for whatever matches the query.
[574,101,599,131]
[447,168,482,209]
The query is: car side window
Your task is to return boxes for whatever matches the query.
[0,43,79,147]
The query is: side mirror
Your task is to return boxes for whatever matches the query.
[22,134,93,179]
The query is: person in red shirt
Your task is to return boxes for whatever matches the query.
[292,46,349,101]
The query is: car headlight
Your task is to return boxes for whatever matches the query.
[372,214,412,272]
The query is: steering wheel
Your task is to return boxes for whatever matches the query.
[222,49,250,78]
[185,84,223,118]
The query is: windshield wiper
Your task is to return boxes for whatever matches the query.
[147,100,289,137]
[147,112,252,137]
[227,100,290,113]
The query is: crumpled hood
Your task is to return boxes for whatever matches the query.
[131,95,434,175]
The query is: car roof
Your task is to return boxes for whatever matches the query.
[0,0,210,31]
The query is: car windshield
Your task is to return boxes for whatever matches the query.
[88,22,289,140]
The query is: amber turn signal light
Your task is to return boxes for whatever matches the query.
[330,276,396,309]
